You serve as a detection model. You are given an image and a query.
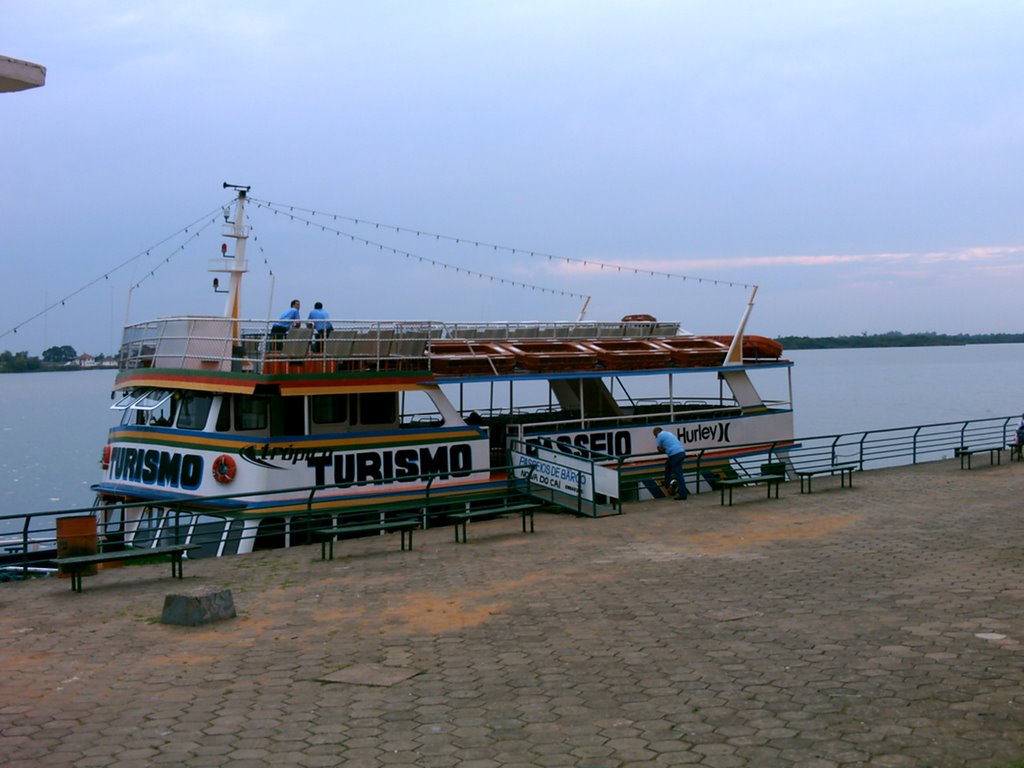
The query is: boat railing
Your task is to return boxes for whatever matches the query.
[116,317,709,375]
[442,320,680,340]
[117,317,448,374]
[507,401,749,438]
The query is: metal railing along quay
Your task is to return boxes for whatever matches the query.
[1,415,1019,581]
[616,415,1019,499]
[0,465,541,580]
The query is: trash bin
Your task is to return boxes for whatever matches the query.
[56,515,98,579]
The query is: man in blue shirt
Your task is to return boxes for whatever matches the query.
[653,427,688,500]
[271,299,301,333]
[270,299,301,350]
[307,302,333,336]
[307,301,333,352]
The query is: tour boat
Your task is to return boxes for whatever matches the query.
[91,187,794,556]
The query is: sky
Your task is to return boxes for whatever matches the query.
[3,0,1023,357]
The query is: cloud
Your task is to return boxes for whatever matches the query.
[607,245,1024,273]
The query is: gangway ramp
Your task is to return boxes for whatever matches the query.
[509,438,622,517]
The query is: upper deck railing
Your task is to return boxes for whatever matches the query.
[115,316,785,377]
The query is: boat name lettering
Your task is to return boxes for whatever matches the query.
[306,445,474,485]
[526,430,632,457]
[516,456,588,486]
[678,423,731,444]
[108,447,203,490]
[240,444,333,466]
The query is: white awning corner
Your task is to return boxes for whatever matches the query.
[0,56,46,92]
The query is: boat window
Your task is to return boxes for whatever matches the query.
[215,396,232,432]
[271,396,305,437]
[311,394,348,425]
[176,393,213,430]
[111,391,144,411]
[147,396,177,427]
[235,396,269,431]
[357,392,397,426]
[400,389,445,428]
[114,389,176,426]
[131,390,174,412]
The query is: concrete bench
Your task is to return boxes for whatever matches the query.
[56,544,197,593]
[795,462,858,494]
[956,445,1004,470]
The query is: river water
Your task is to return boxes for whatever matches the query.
[1,344,1022,519]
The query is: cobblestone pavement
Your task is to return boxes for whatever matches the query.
[2,458,1023,767]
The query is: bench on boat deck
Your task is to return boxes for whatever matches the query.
[718,463,787,507]
[795,462,859,494]
[313,514,420,561]
[56,544,198,593]
[955,445,1004,470]
[1008,442,1023,462]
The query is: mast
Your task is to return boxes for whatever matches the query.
[211,184,251,337]
[724,285,758,366]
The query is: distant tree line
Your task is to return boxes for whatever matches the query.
[0,350,43,372]
[0,345,109,372]
[777,331,1024,350]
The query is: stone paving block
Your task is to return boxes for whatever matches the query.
[319,663,420,686]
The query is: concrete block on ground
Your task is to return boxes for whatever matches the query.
[161,587,236,626]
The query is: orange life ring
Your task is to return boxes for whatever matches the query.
[212,454,237,484]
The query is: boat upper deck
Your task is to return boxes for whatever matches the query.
[115,316,787,381]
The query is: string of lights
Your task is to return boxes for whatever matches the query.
[248,199,589,301]
[125,215,221,291]
[0,203,228,341]
[249,196,756,290]
[1,191,755,345]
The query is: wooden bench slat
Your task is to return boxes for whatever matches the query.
[449,502,540,543]
[719,474,785,506]
[956,446,1004,470]
[314,519,419,560]
[56,544,194,566]
[795,463,858,494]
[311,484,542,557]
[448,502,539,520]
[55,544,197,593]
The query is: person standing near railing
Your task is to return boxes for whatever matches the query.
[653,427,688,501]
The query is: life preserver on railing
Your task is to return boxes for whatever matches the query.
[101,445,112,470]
[212,454,237,484]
